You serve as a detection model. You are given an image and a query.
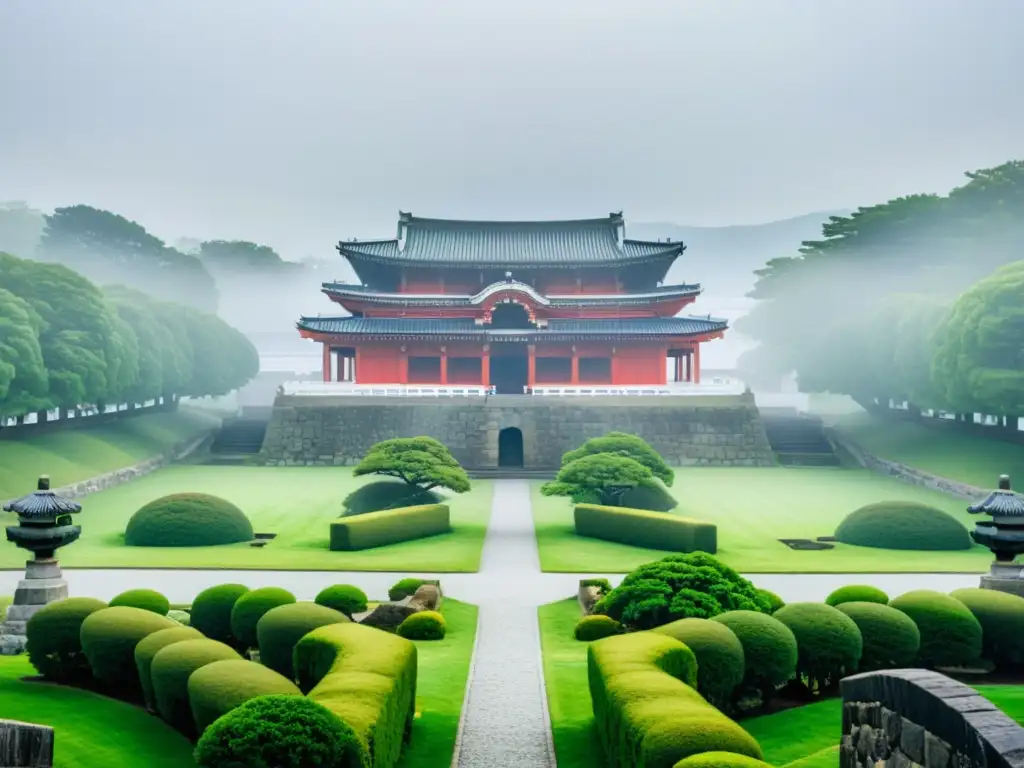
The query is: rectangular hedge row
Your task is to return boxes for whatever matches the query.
[574,503,717,553]
[329,503,451,551]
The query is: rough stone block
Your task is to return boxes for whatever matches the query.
[0,719,54,766]
[882,707,903,748]
[924,732,951,768]
[901,720,926,765]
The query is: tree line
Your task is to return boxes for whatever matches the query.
[737,160,1024,422]
[0,252,259,424]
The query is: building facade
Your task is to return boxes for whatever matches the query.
[297,212,728,394]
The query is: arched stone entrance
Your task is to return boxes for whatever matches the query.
[498,427,524,467]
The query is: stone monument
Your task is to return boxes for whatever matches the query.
[967,474,1024,597]
[1,475,83,655]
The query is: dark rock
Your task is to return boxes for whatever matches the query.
[882,707,903,748]
[0,719,54,767]
[856,725,875,760]
[924,732,951,768]
[358,602,418,631]
[901,720,926,764]
[887,748,912,768]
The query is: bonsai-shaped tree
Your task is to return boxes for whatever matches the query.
[353,437,471,494]
[559,432,674,486]
[541,453,656,506]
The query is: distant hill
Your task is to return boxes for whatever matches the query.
[630,210,850,296]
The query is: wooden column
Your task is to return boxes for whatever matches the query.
[570,347,579,385]
[399,347,408,385]
[674,353,682,383]
[482,345,490,388]
[693,344,701,384]
[321,344,331,383]
[527,344,536,388]
[440,347,448,385]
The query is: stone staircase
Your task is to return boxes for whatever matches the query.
[467,467,557,481]
[759,408,841,466]
[207,415,270,465]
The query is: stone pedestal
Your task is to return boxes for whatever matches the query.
[0,559,68,655]
[0,719,54,767]
[980,561,1024,597]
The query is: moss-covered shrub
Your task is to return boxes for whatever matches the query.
[256,602,349,679]
[80,606,178,693]
[756,589,785,613]
[950,588,1024,668]
[653,618,746,708]
[618,483,679,512]
[330,504,451,551]
[134,626,204,709]
[773,603,862,692]
[389,577,428,601]
[230,587,296,650]
[342,480,442,516]
[188,659,302,734]
[835,501,972,551]
[194,694,367,768]
[826,585,889,607]
[124,493,254,547]
[110,588,170,616]
[167,609,191,626]
[25,597,107,682]
[711,610,798,698]
[314,584,368,617]
[835,602,920,671]
[889,590,982,668]
[190,583,248,645]
[673,752,774,768]
[151,638,241,734]
[574,615,623,641]
[397,610,446,640]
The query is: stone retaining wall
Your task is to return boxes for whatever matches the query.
[257,394,775,469]
[840,669,1024,768]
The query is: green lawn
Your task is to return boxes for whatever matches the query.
[0,409,220,500]
[532,467,992,573]
[399,599,479,768]
[0,466,492,572]
[0,654,196,768]
[830,412,1024,490]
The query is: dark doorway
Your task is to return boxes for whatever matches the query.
[490,302,534,329]
[499,427,524,467]
[491,343,528,394]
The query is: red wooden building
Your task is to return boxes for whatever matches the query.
[298,212,727,393]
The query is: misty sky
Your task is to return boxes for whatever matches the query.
[1,0,1022,259]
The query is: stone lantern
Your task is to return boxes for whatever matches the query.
[0,476,82,655]
[968,474,1024,596]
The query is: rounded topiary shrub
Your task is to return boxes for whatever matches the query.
[756,589,785,613]
[167,609,191,626]
[342,480,441,516]
[110,588,170,616]
[151,638,241,734]
[389,577,428,602]
[773,603,862,692]
[950,588,1024,668]
[654,618,746,708]
[834,501,972,551]
[194,694,368,768]
[889,590,982,668]
[711,610,798,697]
[573,615,623,641]
[643,715,763,765]
[191,584,249,645]
[25,597,107,682]
[124,493,254,547]
[826,585,889,607]
[80,606,178,693]
[618,483,678,512]
[256,602,349,679]
[134,626,204,709]
[230,587,296,649]
[835,602,920,671]
[188,659,302,734]
[673,751,774,768]
[397,610,446,640]
[315,584,368,617]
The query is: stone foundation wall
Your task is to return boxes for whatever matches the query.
[840,669,1024,768]
[257,393,774,468]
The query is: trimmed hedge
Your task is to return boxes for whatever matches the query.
[315,584,369,617]
[389,578,429,602]
[773,603,862,692]
[711,611,798,696]
[25,597,107,682]
[826,585,889,607]
[343,480,442,516]
[80,606,178,693]
[151,638,240,734]
[194,694,367,768]
[674,752,774,768]
[188,659,302,734]
[330,503,451,551]
[134,626,204,709]
[950,588,1024,668]
[588,632,762,767]
[574,504,717,553]
[294,622,417,767]
[230,587,296,650]
[256,602,350,679]
[756,589,785,614]
[397,611,446,640]
[125,493,254,547]
[574,615,623,642]
[191,583,249,645]
[619,483,679,513]
[835,602,920,671]
[653,618,746,708]
[835,501,972,551]
[889,590,982,668]
[167,609,191,626]
[110,588,170,616]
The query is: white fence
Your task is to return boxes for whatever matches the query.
[279,381,746,398]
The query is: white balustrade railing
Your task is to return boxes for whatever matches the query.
[279,381,746,398]
[530,382,746,397]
